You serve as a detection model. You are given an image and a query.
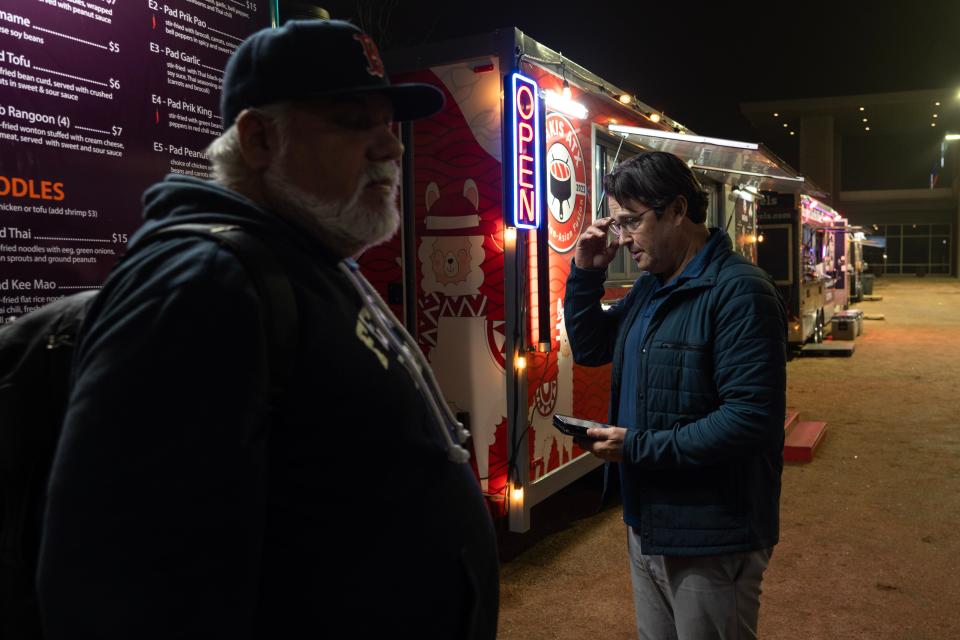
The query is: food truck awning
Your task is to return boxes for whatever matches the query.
[606,124,809,193]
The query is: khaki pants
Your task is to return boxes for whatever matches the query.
[627,526,772,640]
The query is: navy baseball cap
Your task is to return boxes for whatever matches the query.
[221,19,444,127]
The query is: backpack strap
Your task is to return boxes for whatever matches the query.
[139,223,298,405]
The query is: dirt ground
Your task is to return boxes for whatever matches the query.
[497,276,960,639]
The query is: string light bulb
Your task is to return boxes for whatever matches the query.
[511,484,524,504]
[515,355,527,371]
[504,227,517,245]
[619,93,632,105]
[562,79,572,100]
[649,112,661,123]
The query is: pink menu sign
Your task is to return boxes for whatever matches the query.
[0,0,271,321]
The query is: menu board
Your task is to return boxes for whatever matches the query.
[0,0,272,321]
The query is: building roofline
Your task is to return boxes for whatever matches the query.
[741,88,949,114]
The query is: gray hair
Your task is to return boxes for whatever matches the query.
[205,102,294,188]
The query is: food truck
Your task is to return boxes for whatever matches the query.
[847,230,867,303]
[756,192,851,346]
[360,28,811,531]
[0,0,820,532]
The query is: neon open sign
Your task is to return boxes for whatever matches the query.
[510,72,541,229]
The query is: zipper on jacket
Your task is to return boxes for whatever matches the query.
[47,333,74,350]
[658,342,707,352]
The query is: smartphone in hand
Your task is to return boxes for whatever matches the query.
[552,414,611,440]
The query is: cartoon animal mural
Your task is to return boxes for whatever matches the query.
[529,297,577,479]
[418,179,506,493]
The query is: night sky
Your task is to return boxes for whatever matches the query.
[306,0,960,151]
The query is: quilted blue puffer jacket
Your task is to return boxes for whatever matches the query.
[564,229,787,556]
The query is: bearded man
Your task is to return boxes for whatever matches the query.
[37,20,499,640]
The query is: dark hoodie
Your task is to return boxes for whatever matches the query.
[38,175,499,639]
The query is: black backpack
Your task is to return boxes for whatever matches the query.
[0,222,297,639]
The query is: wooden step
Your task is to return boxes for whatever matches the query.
[784,420,828,463]
[784,409,800,436]
[799,341,855,357]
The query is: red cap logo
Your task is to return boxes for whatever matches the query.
[353,33,385,78]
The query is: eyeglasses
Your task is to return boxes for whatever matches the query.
[609,208,657,237]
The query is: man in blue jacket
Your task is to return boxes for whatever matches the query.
[39,20,498,639]
[565,152,786,639]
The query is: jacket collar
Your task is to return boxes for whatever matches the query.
[140,174,345,267]
[631,227,732,294]
[673,228,732,291]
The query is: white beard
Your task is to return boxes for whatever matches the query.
[263,163,399,256]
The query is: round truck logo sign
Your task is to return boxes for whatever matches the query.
[545,113,586,253]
